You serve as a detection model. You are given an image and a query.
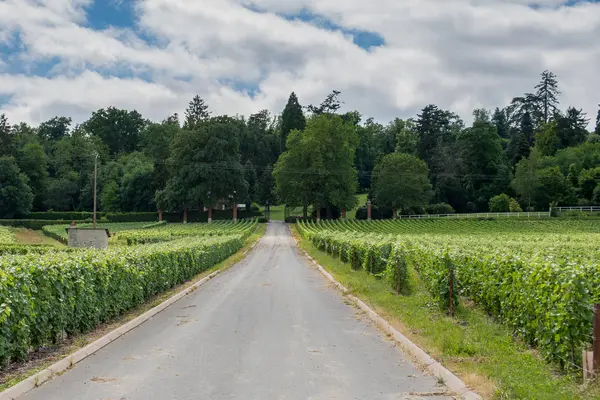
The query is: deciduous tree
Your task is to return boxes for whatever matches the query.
[372,153,432,216]
[0,156,34,218]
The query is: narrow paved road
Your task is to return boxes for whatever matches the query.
[23,223,451,400]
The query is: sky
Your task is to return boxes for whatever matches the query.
[0,0,599,127]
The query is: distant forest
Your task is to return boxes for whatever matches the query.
[1,70,599,218]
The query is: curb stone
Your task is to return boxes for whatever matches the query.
[0,238,262,400]
[291,228,482,400]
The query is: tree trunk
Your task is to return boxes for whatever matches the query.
[183,208,188,224]
[326,204,332,219]
[392,208,397,219]
[303,204,308,218]
[316,208,321,222]
[158,209,163,222]
[208,206,212,223]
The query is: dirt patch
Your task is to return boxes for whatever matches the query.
[12,228,64,247]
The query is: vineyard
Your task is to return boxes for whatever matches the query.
[297,219,600,371]
[0,220,258,366]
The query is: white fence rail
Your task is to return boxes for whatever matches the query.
[556,206,600,213]
[397,211,550,220]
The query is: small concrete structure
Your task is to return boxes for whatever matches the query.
[68,228,109,249]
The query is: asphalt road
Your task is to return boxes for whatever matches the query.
[22,223,451,400]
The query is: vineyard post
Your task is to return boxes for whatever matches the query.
[448,265,454,317]
[594,304,600,373]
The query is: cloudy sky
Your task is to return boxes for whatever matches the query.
[0,0,599,126]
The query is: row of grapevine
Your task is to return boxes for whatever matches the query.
[297,220,599,370]
[0,232,251,365]
[118,220,257,245]
[0,227,15,244]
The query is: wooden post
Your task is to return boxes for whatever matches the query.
[183,208,188,224]
[158,209,163,222]
[594,304,600,373]
[233,203,238,223]
[448,267,454,317]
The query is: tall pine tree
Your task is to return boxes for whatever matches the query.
[0,114,13,157]
[280,92,306,151]
[492,107,509,139]
[595,104,600,135]
[535,70,560,124]
[183,95,210,130]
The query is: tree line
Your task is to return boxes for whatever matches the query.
[1,70,599,219]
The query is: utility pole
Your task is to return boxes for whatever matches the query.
[93,151,99,229]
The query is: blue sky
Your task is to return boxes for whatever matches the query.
[0,0,599,126]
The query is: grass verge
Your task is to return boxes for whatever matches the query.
[290,225,599,400]
[0,224,266,392]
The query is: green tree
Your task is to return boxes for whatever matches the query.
[17,142,49,210]
[243,160,258,208]
[0,156,34,218]
[536,121,561,156]
[492,107,510,139]
[83,107,146,155]
[0,114,13,157]
[577,167,600,200]
[509,198,523,212]
[141,122,179,190]
[489,194,510,212]
[280,92,306,151]
[38,116,71,141]
[355,118,385,190]
[394,119,418,155]
[307,90,343,116]
[117,153,156,211]
[554,107,589,148]
[183,95,210,130]
[506,127,530,164]
[372,153,432,217]
[536,166,573,207]
[274,114,358,217]
[512,149,541,210]
[457,109,507,210]
[595,105,600,135]
[534,70,560,124]
[159,116,247,213]
[257,165,277,205]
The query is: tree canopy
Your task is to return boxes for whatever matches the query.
[372,153,432,214]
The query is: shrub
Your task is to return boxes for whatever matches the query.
[426,203,455,215]
[509,198,523,212]
[489,194,511,212]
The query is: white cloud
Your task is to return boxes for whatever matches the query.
[0,0,598,127]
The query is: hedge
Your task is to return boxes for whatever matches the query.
[0,219,91,230]
[0,244,72,255]
[0,234,248,365]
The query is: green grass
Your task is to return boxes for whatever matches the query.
[291,226,600,400]
[348,193,368,219]
[10,228,65,247]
